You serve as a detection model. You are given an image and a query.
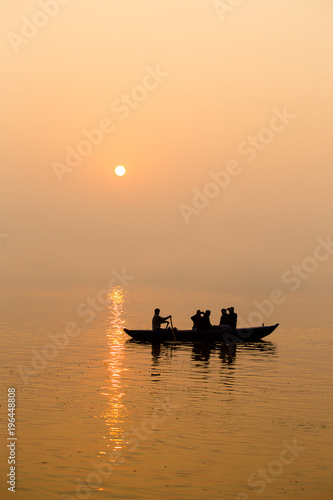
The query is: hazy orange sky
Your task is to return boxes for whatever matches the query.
[1,0,332,293]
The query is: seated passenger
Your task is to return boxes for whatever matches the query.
[152,308,171,331]
[191,310,203,330]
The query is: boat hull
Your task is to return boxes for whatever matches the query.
[124,324,279,343]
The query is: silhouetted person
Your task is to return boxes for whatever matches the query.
[200,310,212,330]
[219,308,230,327]
[227,307,237,329]
[152,308,171,331]
[191,310,203,330]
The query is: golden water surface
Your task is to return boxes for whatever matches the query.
[0,285,332,500]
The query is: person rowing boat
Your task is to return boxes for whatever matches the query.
[152,308,171,331]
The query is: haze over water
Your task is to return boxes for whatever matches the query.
[1,0,333,292]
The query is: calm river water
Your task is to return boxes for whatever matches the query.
[0,285,332,500]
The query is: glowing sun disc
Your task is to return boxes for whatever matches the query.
[115,165,126,176]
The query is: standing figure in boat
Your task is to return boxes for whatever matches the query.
[219,308,230,327]
[191,310,203,330]
[227,306,237,329]
[152,308,171,331]
[200,310,212,330]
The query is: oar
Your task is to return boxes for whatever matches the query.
[170,315,176,341]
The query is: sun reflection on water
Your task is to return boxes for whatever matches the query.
[100,286,128,455]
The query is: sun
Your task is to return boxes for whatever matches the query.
[115,165,126,177]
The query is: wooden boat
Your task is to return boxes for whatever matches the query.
[124,323,279,343]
